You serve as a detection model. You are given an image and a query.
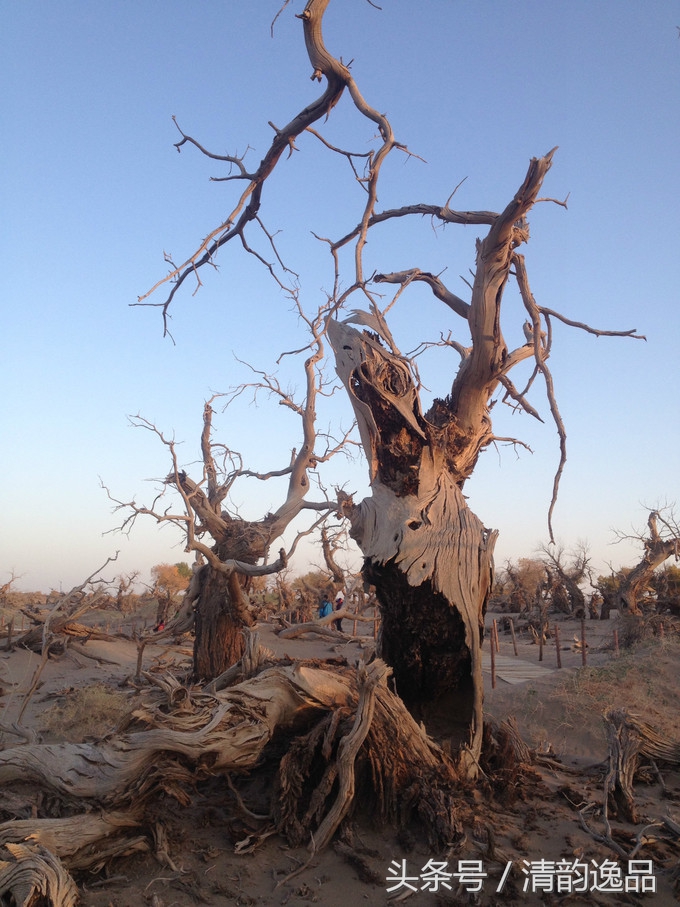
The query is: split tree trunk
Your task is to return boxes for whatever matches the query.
[328,152,556,773]
[337,464,495,771]
[330,319,497,771]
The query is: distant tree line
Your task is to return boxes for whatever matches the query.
[491,542,680,620]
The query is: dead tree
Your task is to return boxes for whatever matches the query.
[320,526,347,597]
[614,508,680,615]
[108,366,350,679]
[12,556,119,654]
[114,571,140,615]
[540,542,591,617]
[495,558,546,614]
[0,656,470,903]
[135,0,643,769]
[0,571,23,610]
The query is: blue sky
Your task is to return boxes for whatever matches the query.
[2,1,679,592]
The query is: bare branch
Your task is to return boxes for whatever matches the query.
[513,253,566,543]
[305,126,372,189]
[136,0,351,332]
[497,374,545,422]
[172,116,254,177]
[537,306,646,341]
[271,0,293,36]
[332,203,497,252]
[374,269,470,320]
[489,437,534,455]
[409,332,470,362]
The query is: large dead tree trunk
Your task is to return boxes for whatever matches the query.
[328,320,498,771]
[329,153,558,773]
[183,513,263,680]
[132,0,642,764]
[335,445,495,772]
[192,565,247,678]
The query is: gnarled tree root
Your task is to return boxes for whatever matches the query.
[604,708,680,823]
[0,659,463,901]
[0,843,79,907]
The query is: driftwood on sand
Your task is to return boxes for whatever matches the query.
[276,607,378,641]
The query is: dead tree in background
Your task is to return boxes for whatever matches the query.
[320,526,348,596]
[136,0,643,769]
[11,556,119,656]
[0,571,23,609]
[614,508,680,615]
[540,542,591,616]
[108,369,350,678]
[492,559,546,614]
[149,564,189,627]
[114,571,140,615]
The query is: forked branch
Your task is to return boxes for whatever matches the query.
[136,0,351,330]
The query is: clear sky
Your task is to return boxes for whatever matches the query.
[2,1,679,593]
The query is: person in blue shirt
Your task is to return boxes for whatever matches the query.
[319,595,333,619]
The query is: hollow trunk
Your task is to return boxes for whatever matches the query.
[346,476,495,771]
[329,320,498,773]
[193,566,247,680]
[364,561,476,735]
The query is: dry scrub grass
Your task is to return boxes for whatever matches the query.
[489,637,680,761]
[39,682,132,743]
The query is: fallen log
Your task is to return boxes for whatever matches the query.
[0,811,143,867]
[0,664,354,800]
[277,608,378,640]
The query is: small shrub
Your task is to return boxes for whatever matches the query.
[40,683,131,742]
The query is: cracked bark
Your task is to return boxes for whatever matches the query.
[330,320,497,775]
[325,155,560,774]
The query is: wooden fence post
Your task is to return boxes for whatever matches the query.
[581,619,587,667]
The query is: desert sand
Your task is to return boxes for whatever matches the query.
[1,612,679,906]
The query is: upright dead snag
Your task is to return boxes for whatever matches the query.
[327,156,556,770]
[135,0,643,763]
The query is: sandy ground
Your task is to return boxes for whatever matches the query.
[1,612,679,906]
